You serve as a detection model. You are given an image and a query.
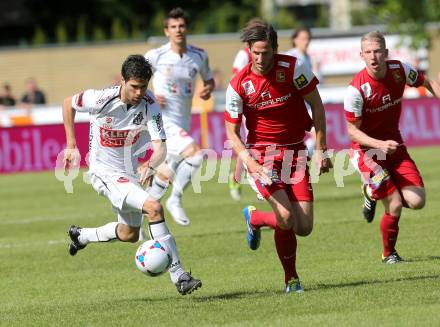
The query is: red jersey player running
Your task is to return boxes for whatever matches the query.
[344,31,440,264]
[225,19,332,293]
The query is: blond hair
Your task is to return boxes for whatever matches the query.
[361,31,386,50]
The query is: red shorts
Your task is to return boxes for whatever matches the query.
[248,144,313,202]
[350,146,424,200]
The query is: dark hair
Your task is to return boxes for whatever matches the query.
[292,27,311,40]
[291,27,311,46]
[164,7,188,28]
[240,18,278,51]
[121,55,153,82]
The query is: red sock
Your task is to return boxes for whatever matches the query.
[274,226,298,284]
[380,213,400,257]
[251,210,277,229]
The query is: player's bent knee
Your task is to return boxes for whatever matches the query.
[117,225,139,243]
[156,165,173,182]
[142,200,163,220]
[181,143,201,158]
[276,211,295,230]
[408,197,425,210]
[183,152,204,169]
[296,224,313,237]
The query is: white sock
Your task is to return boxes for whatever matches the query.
[138,216,147,241]
[148,176,169,200]
[169,156,201,202]
[78,222,118,244]
[148,220,184,283]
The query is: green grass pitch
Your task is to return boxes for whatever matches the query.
[1,147,440,326]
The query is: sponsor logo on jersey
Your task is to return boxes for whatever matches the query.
[106,117,113,123]
[295,74,308,88]
[382,94,392,104]
[132,112,144,125]
[276,70,286,82]
[260,90,271,100]
[366,97,402,113]
[408,69,418,83]
[278,61,290,68]
[117,177,130,183]
[392,70,403,84]
[152,113,163,133]
[99,127,140,147]
[242,80,256,95]
[389,63,400,69]
[166,81,178,94]
[249,93,292,109]
[184,82,193,95]
[96,94,114,106]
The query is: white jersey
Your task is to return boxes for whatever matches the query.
[145,42,212,132]
[232,48,251,74]
[72,86,166,176]
[284,48,313,72]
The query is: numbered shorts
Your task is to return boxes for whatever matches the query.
[248,144,313,202]
[89,172,150,227]
[349,146,424,200]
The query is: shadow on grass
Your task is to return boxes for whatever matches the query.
[308,273,440,292]
[131,290,276,303]
[404,255,440,263]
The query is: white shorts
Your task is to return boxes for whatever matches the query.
[164,122,195,159]
[89,172,149,227]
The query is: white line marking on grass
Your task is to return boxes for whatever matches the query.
[0,239,64,249]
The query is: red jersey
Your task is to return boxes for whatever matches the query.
[225,54,319,146]
[344,60,425,149]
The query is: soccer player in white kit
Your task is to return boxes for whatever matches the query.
[284,27,320,157]
[63,55,202,295]
[144,7,215,226]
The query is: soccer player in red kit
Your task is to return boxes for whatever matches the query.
[344,31,440,264]
[225,19,332,293]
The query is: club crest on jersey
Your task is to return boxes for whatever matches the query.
[295,74,308,88]
[392,70,403,84]
[189,68,197,78]
[408,69,417,83]
[242,80,256,95]
[132,112,144,125]
[276,70,286,82]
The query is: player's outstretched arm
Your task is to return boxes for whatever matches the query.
[346,120,398,154]
[139,139,167,186]
[62,96,80,171]
[423,77,440,99]
[225,121,271,185]
[303,89,333,175]
[199,78,215,100]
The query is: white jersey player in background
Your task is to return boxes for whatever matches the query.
[284,27,322,157]
[63,54,202,295]
[227,45,251,202]
[145,7,215,226]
